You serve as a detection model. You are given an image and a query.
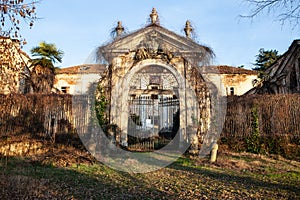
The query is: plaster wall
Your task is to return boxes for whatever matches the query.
[205,73,257,96]
[54,73,101,95]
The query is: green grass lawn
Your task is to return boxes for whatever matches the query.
[0,151,299,199]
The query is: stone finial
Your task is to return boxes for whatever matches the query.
[115,21,124,37]
[184,20,193,38]
[150,8,159,24]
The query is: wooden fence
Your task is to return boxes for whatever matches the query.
[223,94,300,141]
[0,93,299,146]
[0,94,90,144]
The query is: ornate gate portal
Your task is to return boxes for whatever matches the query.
[127,65,180,150]
[96,8,216,154]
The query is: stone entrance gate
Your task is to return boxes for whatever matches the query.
[96,9,215,153]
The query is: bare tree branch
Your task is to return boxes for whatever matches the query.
[0,0,40,45]
[241,0,300,28]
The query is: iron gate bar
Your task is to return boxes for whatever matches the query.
[128,94,180,151]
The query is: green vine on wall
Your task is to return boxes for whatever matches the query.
[95,84,109,129]
[246,105,261,154]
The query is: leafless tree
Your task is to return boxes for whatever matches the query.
[241,0,300,28]
[0,1,40,94]
[0,0,39,44]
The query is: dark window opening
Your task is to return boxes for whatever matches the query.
[130,94,136,100]
[229,87,235,96]
[151,94,158,99]
[61,86,70,94]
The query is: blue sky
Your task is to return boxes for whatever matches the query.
[21,0,299,69]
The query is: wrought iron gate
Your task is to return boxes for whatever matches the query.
[128,95,179,151]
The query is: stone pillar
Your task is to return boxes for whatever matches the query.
[188,126,199,155]
[210,142,218,163]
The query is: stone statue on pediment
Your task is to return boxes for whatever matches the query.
[135,47,150,60]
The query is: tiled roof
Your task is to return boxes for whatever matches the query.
[203,65,258,75]
[56,64,107,74]
[56,64,257,76]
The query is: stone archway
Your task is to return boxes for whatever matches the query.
[127,64,180,149]
[110,59,200,148]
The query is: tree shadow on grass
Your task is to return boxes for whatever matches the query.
[167,157,300,198]
[0,156,169,200]
[1,154,299,199]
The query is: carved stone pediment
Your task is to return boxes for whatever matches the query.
[134,34,174,62]
[99,24,213,63]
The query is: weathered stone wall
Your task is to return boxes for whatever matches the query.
[0,140,46,156]
[0,38,30,94]
[253,40,300,95]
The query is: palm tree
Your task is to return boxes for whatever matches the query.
[30,41,63,93]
